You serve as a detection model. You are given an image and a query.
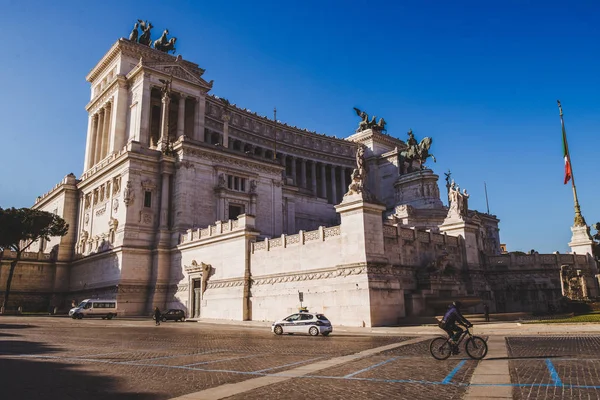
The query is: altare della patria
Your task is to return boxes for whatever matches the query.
[1,22,598,326]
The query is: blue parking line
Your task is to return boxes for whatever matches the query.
[344,357,398,378]
[442,360,466,384]
[545,359,563,387]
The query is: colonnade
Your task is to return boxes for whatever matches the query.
[214,136,352,204]
[87,100,113,169]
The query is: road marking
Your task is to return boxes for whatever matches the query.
[253,357,324,373]
[442,360,466,384]
[344,357,398,378]
[169,337,430,400]
[465,336,512,399]
[545,358,563,387]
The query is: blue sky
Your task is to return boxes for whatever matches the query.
[0,0,598,253]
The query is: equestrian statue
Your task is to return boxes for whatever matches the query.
[399,129,436,174]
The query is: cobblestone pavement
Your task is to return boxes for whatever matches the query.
[507,336,600,399]
[1,317,599,399]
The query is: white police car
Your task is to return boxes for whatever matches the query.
[271,311,332,336]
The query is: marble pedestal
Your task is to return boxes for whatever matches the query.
[393,169,443,210]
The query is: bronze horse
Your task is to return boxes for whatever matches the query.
[400,136,436,173]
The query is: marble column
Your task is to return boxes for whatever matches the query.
[194,96,205,142]
[320,163,327,198]
[94,109,105,165]
[280,154,287,178]
[159,91,171,149]
[177,94,186,138]
[86,114,99,169]
[330,165,337,204]
[100,102,112,160]
[311,161,317,195]
[222,114,230,147]
[342,168,349,196]
[300,159,307,188]
[291,156,297,185]
[159,172,170,229]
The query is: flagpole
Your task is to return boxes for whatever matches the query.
[557,100,586,227]
[484,181,490,214]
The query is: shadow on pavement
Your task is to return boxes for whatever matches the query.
[0,339,163,400]
[0,357,163,400]
[0,323,37,330]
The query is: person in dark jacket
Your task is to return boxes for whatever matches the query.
[439,301,472,344]
[154,307,161,326]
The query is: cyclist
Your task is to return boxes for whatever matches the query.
[439,301,472,353]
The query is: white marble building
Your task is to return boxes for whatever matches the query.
[13,36,597,325]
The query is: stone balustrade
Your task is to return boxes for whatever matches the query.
[251,225,341,253]
[487,252,593,269]
[385,224,459,246]
[1,250,52,261]
[179,215,250,245]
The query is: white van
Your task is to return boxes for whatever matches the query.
[69,299,118,320]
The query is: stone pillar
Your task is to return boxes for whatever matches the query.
[110,78,129,153]
[342,168,349,196]
[195,96,205,142]
[159,91,171,150]
[300,159,307,188]
[159,172,170,230]
[222,114,230,148]
[138,82,152,145]
[281,154,287,179]
[100,102,112,160]
[85,114,99,169]
[177,94,186,138]
[330,165,337,204]
[320,163,327,198]
[311,161,317,195]
[334,195,388,326]
[94,109,105,165]
[291,156,297,185]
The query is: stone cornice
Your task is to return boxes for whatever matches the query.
[205,95,357,156]
[177,139,284,176]
[87,38,206,83]
[85,76,126,113]
[346,129,406,149]
[33,174,79,208]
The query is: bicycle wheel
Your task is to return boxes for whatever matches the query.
[430,337,452,360]
[465,336,488,360]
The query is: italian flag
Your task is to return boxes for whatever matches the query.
[562,121,572,184]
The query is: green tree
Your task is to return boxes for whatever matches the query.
[0,208,68,312]
[593,223,600,260]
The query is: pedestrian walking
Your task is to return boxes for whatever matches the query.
[483,304,490,322]
[154,306,161,326]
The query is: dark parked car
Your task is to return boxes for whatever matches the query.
[153,309,186,322]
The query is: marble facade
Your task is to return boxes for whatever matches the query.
[2,37,598,324]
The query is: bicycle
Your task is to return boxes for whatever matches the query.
[429,325,488,360]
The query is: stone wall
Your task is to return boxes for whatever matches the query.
[485,252,598,313]
[0,251,56,312]
[249,226,374,326]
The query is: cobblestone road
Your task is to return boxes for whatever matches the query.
[1,317,599,399]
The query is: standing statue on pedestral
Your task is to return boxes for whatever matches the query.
[138,20,153,46]
[154,29,177,54]
[129,22,139,42]
[344,145,373,201]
